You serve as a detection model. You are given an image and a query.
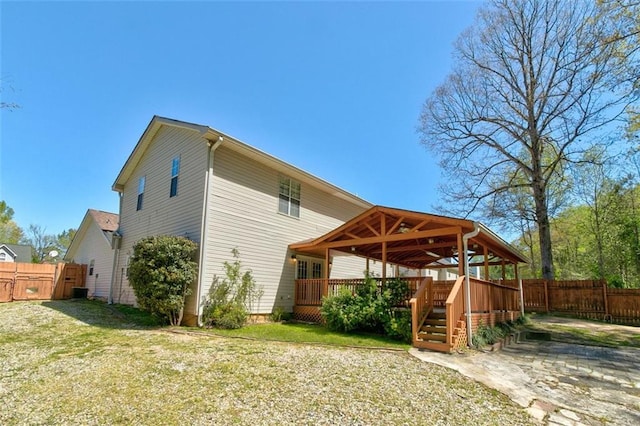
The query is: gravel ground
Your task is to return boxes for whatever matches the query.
[0,300,534,425]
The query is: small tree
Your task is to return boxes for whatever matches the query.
[202,248,263,329]
[127,235,198,325]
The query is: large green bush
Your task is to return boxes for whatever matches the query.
[127,235,198,325]
[320,273,412,342]
[202,248,263,329]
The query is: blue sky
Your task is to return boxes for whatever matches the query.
[0,0,481,236]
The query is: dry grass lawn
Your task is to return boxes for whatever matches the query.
[0,300,534,425]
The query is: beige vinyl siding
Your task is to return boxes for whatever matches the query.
[112,126,208,305]
[68,221,114,299]
[201,145,369,314]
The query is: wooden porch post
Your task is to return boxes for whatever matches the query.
[382,242,387,282]
[381,215,387,285]
[501,260,506,281]
[483,245,489,280]
[366,257,370,274]
[323,248,329,298]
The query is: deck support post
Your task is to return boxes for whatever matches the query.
[483,245,489,280]
[382,242,387,284]
[323,248,330,298]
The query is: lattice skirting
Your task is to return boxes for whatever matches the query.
[293,306,324,323]
[452,320,467,352]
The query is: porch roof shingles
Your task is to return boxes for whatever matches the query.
[289,206,528,269]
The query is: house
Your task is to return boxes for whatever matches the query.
[65,209,119,300]
[110,116,411,324]
[0,243,32,263]
[108,116,525,352]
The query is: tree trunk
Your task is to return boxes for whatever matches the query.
[533,183,554,280]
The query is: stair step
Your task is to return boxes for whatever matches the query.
[413,339,451,352]
[428,312,446,319]
[417,332,447,342]
[421,325,446,334]
[424,318,446,326]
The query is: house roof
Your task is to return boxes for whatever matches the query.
[88,209,119,232]
[0,243,33,262]
[64,209,119,261]
[290,205,528,270]
[112,116,371,209]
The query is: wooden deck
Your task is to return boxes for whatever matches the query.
[294,275,523,352]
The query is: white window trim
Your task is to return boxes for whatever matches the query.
[278,175,301,218]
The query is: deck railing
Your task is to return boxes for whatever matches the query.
[409,277,433,345]
[445,276,465,347]
[294,276,425,306]
[469,277,520,312]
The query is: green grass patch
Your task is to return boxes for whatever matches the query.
[527,314,640,348]
[199,322,410,350]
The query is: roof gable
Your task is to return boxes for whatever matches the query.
[0,243,33,262]
[112,116,371,209]
[290,206,527,269]
[64,209,119,261]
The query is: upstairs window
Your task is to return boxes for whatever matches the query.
[278,176,300,218]
[137,176,145,211]
[89,259,95,276]
[170,156,180,198]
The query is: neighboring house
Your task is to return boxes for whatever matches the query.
[65,209,119,300]
[0,243,32,263]
[110,116,448,325]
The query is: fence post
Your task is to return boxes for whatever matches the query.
[518,279,525,316]
[602,279,609,318]
[544,280,549,313]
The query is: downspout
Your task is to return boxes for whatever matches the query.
[463,223,480,347]
[195,136,223,326]
[108,191,124,304]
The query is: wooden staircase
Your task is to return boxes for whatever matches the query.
[410,276,467,353]
[414,309,450,352]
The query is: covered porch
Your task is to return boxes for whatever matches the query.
[289,206,528,352]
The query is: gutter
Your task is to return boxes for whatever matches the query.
[195,135,223,326]
[108,192,124,304]
[462,223,480,346]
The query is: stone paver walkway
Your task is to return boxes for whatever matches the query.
[410,325,640,425]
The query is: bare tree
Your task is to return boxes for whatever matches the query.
[419,0,637,279]
[24,224,56,263]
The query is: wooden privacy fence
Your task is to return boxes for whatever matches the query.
[0,262,86,302]
[517,279,640,324]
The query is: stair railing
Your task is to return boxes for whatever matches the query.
[409,276,433,345]
[445,276,466,348]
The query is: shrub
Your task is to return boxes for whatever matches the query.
[320,273,411,341]
[127,235,198,325]
[202,248,263,329]
[320,288,365,332]
[384,308,412,343]
[270,306,291,322]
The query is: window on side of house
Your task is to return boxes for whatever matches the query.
[0,253,5,261]
[89,259,95,276]
[170,156,180,198]
[312,262,322,279]
[137,176,145,211]
[278,176,301,218]
[296,259,308,280]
